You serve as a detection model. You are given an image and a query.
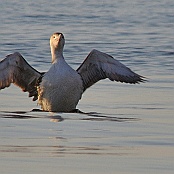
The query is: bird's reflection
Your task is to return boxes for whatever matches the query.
[50,115,64,122]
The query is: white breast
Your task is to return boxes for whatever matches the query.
[38,59,83,112]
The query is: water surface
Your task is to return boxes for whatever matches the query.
[0,0,174,174]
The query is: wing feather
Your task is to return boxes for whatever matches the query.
[0,52,42,101]
[77,49,145,91]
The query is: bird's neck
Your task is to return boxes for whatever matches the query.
[51,47,64,63]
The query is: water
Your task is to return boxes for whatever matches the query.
[0,0,174,173]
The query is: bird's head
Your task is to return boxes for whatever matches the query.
[50,32,65,51]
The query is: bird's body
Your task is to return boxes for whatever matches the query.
[38,56,83,112]
[0,32,145,112]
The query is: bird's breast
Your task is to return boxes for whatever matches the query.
[37,63,83,112]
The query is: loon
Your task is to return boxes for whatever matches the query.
[0,32,145,112]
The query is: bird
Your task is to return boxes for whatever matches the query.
[0,32,145,112]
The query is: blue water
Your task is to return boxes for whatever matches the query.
[0,0,174,174]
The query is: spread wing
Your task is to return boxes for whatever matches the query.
[77,49,145,91]
[0,52,42,101]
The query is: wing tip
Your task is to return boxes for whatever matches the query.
[132,75,148,84]
[116,74,148,84]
